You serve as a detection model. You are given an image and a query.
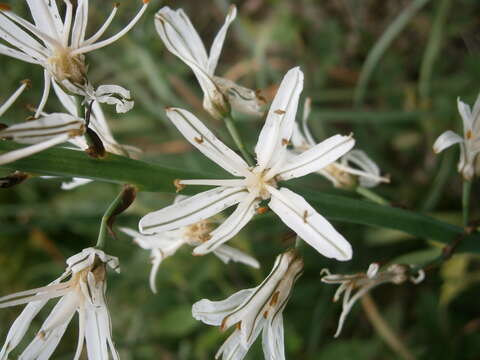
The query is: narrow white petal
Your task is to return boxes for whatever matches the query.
[268,187,352,261]
[71,2,149,55]
[433,130,464,154]
[0,80,29,117]
[83,4,119,46]
[0,133,74,166]
[213,245,260,269]
[166,107,249,176]
[71,0,88,48]
[35,71,52,118]
[255,67,304,170]
[92,84,134,113]
[276,134,355,180]
[215,329,250,360]
[26,0,60,39]
[139,187,248,234]
[192,289,254,326]
[457,97,473,135]
[0,113,83,144]
[61,177,93,190]
[193,196,258,255]
[262,314,285,360]
[0,43,39,63]
[207,5,236,75]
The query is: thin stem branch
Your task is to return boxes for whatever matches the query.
[96,190,125,249]
[361,293,416,360]
[356,186,389,205]
[463,180,472,227]
[224,114,254,166]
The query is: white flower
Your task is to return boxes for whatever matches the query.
[433,95,480,180]
[192,249,303,360]
[0,0,149,115]
[140,67,355,261]
[155,5,264,119]
[121,221,259,293]
[291,98,389,189]
[321,263,425,337]
[0,247,120,360]
[0,82,129,166]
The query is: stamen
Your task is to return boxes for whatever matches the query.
[274,109,285,115]
[174,179,185,192]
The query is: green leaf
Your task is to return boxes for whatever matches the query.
[1,142,479,253]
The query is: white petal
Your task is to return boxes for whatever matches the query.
[166,107,249,176]
[0,133,74,166]
[26,0,61,39]
[457,97,473,135]
[0,113,84,144]
[433,130,464,154]
[215,329,251,360]
[0,80,29,117]
[255,67,304,170]
[93,84,134,113]
[207,5,236,75]
[193,195,258,255]
[262,314,285,360]
[0,43,39,64]
[71,0,88,48]
[61,177,93,190]
[341,150,383,188]
[275,134,355,180]
[213,245,260,269]
[52,81,78,116]
[139,187,248,234]
[35,70,52,118]
[268,187,352,261]
[192,289,254,326]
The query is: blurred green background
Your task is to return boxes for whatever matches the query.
[1,0,480,358]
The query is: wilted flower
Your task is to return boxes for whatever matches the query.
[121,212,259,293]
[0,82,130,166]
[0,248,120,360]
[192,249,303,360]
[291,98,389,189]
[155,5,264,119]
[433,95,480,180]
[0,0,149,115]
[321,263,425,337]
[140,67,355,261]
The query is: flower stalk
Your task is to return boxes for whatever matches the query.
[462,180,472,227]
[224,113,254,166]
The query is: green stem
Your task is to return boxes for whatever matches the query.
[462,180,472,227]
[356,186,389,205]
[96,190,125,249]
[224,114,254,166]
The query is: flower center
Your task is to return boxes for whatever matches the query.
[183,220,213,245]
[47,48,87,85]
[245,167,277,200]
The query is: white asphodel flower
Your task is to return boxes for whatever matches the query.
[0,82,130,166]
[321,263,425,337]
[140,67,355,261]
[155,5,264,119]
[0,247,120,360]
[121,220,259,293]
[433,95,480,180]
[193,249,303,360]
[0,0,149,115]
[291,98,389,189]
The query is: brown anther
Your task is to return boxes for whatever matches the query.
[303,210,308,223]
[263,310,269,319]
[235,322,241,330]
[269,291,280,306]
[173,179,185,193]
[256,206,269,215]
[199,234,212,243]
[220,317,228,331]
[37,330,46,340]
[143,0,150,3]
[114,2,120,7]
[281,138,290,146]
[0,3,11,11]
[21,79,32,89]
[194,136,204,144]
[274,109,286,115]
[467,130,473,139]
[255,89,267,103]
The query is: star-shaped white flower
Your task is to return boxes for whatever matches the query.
[321,263,425,337]
[291,98,389,189]
[433,95,480,180]
[140,67,355,261]
[155,5,264,119]
[0,248,120,360]
[122,204,259,293]
[192,249,303,360]
[0,0,149,115]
